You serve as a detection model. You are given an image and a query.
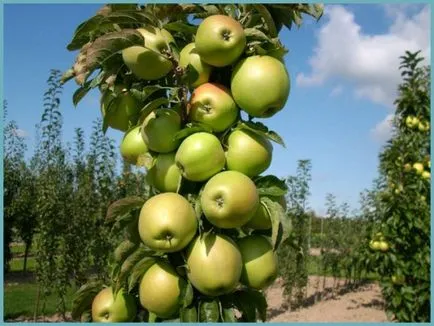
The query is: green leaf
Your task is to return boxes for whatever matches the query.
[106,196,145,222]
[253,4,277,37]
[139,97,170,121]
[244,28,272,42]
[233,291,256,322]
[238,121,286,147]
[174,122,213,141]
[80,310,92,322]
[199,298,220,322]
[114,239,139,263]
[254,175,288,197]
[180,306,198,322]
[164,21,198,35]
[72,83,92,107]
[66,15,106,51]
[61,68,75,84]
[262,196,292,251]
[71,280,104,321]
[127,256,157,292]
[179,281,194,308]
[130,85,167,103]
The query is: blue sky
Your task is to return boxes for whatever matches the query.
[3,3,431,216]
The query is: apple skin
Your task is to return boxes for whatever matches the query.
[188,83,239,132]
[237,235,278,289]
[413,162,424,175]
[186,233,242,297]
[146,152,182,193]
[179,42,212,87]
[225,129,273,177]
[122,27,174,80]
[195,15,246,67]
[141,108,182,153]
[138,192,197,253]
[379,241,389,252]
[200,170,259,228]
[369,240,381,251]
[231,55,290,118]
[175,132,226,182]
[422,171,431,180]
[120,126,148,165]
[391,274,405,285]
[100,85,140,132]
[139,260,186,318]
[245,196,286,230]
[91,287,137,322]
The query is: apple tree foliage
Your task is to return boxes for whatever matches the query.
[61,3,324,322]
[361,51,430,322]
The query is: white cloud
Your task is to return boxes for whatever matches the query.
[296,4,431,107]
[330,85,343,97]
[370,114,394,142]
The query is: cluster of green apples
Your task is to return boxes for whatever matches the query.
[405,115,430,132]
[369,232,389,252]
[403,160,431,181]
[92,14,290,322]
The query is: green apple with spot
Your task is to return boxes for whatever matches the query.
[139,260,186,318]
[225,129,273,177]
[122,27,174,80]
[237,235,278,289]
[138,192,197,253]
[186,233,242,296]
[195,15,246,67]
[231,55,290,118]
[141,108,181,153]
[200,170,259,228]
[146,152,182,193]
[175,132,225,182]
[91,287,136,322]
[188,83,238,132]
[179,42,212,87]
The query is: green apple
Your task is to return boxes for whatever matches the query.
[179,42,212,87]
[141,108,181,153]
[175,132,225,182]
[91,287,136,322]
[195,15,246,67]
[188,83,238,132]
[379,241,389,252]
[422,171,430,180]
[405,116,419,128]
[231,55,290,118]
[122,27,174,80]
[139,260,186,318]
[138,192,197,253]
[370,240,381,251]
[146,152,182,192]
[186,233,242,296]
[120,126,148,165]
[237,235,278,289]
[225,129,273,177]
[413,162,424,175]
[391,274,405,285]
[404,163,412,172]
[200,170,259,228]
[245,196,286,230]
[100,85,140,132]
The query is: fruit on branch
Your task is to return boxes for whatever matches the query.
[195,15,246,67]
[138,193,197,253]
[391,274,405,285]
[405,116,419,129]
[179,42,212,87]
[237,235,278,289]
[421,171,430,180]
[413,162,424,175]
[100,85,141,132]
[369,240,381,251]
[225,129,273,177]
[404,163,412,172]
[175,132,225,182]
[418,121,430,132]
[200,171,259,228]
[120,126,148,165]
[122,27,175,80]
[139,260,186,318]
[379,241,389,252]
[231,55,290,118]
[186,233,242,296]
[188,83,239,132]
[91,287,137,322]
[245,196,286,230]
[146,152,182,192]
[141,108,181,153]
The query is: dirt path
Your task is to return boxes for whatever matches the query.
[265,276,388,322]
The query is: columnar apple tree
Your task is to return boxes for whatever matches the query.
[62,3,323,322]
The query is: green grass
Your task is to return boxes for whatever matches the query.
[4,281,76,320]
[9,257,37,272]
